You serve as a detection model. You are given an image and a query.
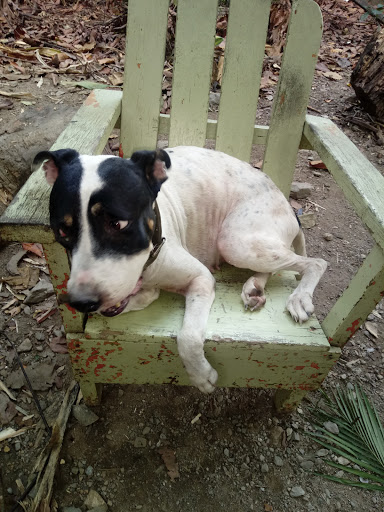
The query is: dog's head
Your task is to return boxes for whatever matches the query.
[34,148,171,316]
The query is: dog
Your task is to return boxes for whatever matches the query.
[34,146,327,393]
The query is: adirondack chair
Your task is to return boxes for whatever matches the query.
[1,0,384,412]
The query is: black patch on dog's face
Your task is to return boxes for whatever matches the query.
[88,158,156,256]
[49,152,82,251]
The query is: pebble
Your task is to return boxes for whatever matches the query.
[85,466,94,476]
[224,448,230,457]
[142,426,151,435]
[14,441,21,451]
[290,181,313,199]
[290,486,305,497]
[261,463,269,473]
[35,331,45,341]
[17,338,32,353]
[323,232,334,241]
[293,432,300,441]
[83,490,107,512]
[72,404,99,426]
[23,305,31,315]
[269,425,284,446]
[316,449,329,457]
[324,421,339,434]
[313,171,322,177]
[71,467,79,475]
[274,455,283,467]
[300,460,314,471]
[134,437,147,448]
[24,280,54,304]
[7,487,13,495]
[337,456,350,465]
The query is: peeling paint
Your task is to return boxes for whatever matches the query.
[346,318,360,337]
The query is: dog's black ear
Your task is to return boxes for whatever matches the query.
[130,149,171,196]
[32,149,79,186]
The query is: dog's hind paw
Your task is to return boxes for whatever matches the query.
[241,289,266,312]
[189,366,218,394]
[286,291,314,323]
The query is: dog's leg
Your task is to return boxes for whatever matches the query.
[241,272,270,311]
[219,233,326,323]
[123,288,160,312]
[178,273,218,393]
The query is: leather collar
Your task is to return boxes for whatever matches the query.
[143,201,165,271]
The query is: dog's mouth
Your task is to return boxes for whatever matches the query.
[100,277,143,317]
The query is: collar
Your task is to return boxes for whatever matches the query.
[143,201,165,271]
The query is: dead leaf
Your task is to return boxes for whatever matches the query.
[6,362,56,391]
[22,243,44,259]
[290,198,302,210]
[0,97,14,109]
[323,71,343,81]
[158,446,180,481]
[365,321,378,338]
[50,337,68,354]
[309,160,328,170]
[0,394,17,425]
[0,90,35,99]
[264,505,273,512]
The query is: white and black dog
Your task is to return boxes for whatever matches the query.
[34,146,327,393]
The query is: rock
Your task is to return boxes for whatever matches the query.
[24,280,54,304]
[323,421,339,434]
[35,331,45,341]
[297,212,316,229]
[134,437,147,448]
[337,456,350,466]
[71,467,79,475]
[72,404,99,427]
[290,486,305,497]
[209,92,221,107]
[274,455,283,467]
[83,490,107,512]
[313,171,322,177]
[290,181,313,199]
[261,463,269,473]
[269,425,284,446]
[323,232,334,241]
[85,466,94,476]
[17,338,32,353]
[293,432,300,441]
[142,426,151,435]
[62,508,82,512]
[316,449,329,457]
[23,305,31,315]
[300,460,314,471]
[224,448,230,457]
[14,441,21,451]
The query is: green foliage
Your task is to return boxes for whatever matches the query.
[308,384,384,491]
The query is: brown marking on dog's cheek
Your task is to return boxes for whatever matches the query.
[64,214,73,227]
[147,218,154,231]
[91,202,103,216]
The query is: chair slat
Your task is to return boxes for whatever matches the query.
[215,0,271,161]
[262,0,322,196]
[169,0,218,147]
[120,0,169,156]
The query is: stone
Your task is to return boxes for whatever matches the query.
[24,280,54,304]
[323,232,334,241]
[300,460,314,471]
[224,448,230,457]
[261,463,269,473]
[323,421,339,435]
[72,404,99,427]
[274,455,283,467]
[209,92,221,107]
[62,508,82,512]
[297,212,316,229]
[17,338,32,353]
[316,449,329,457]
[23,305,31,315]
[290,181,313,199]
[85,466,94,476]
[337,456,350,466]
[290,486,305,497]
[83,490,107,512]
[134,437,147,448]
[269,425,284,447]
[35,331,45,341]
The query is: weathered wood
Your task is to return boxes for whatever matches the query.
[43,243,84,333]
[304,115,384,251]
[322,244,384,347]
[169,0,218,147]
[262,0,322,195]
[351,27,384,120]
[215,0,271,160]
[120,0,169,156]
[0,89,122,241]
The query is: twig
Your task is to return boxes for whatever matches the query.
[344,116,378,133]
[29,381,79,512]
[306,199,326,210]
[307,105,322,114]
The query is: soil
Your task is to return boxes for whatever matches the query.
[1,3,384,512]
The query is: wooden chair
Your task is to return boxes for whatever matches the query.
[1,0,383,411]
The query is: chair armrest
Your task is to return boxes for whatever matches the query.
[0,89,122,243]
[303,115,384,251]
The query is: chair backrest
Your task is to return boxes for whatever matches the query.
[120,0,323,196]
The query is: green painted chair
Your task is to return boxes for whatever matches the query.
[1,0,384,411]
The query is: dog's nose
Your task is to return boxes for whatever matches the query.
[69,297,101,313]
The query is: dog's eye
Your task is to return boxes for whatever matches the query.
[110,220,130,231]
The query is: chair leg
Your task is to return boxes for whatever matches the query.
[79,380,102,406]
[274,388,308,412]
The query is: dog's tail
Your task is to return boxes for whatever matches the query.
[292,229,307,257]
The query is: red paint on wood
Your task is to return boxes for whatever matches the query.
[86,349,100,367]
[310,373,319,379]
[57,273,70,290]
[346,318,360,337]
[105,349,116,356]
[212,347,217,351]
[94,363,105,376]
[295,366,305,370]
[311,362,319,369]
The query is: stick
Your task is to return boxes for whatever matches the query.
[351,0,384,24]
[27,381,79,512]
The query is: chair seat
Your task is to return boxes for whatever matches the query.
[68,267,338,391]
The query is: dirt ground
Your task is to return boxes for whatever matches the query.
[1,2,384,512]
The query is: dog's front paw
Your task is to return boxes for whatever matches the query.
[188,365,218,394]
[286,291,314,323]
